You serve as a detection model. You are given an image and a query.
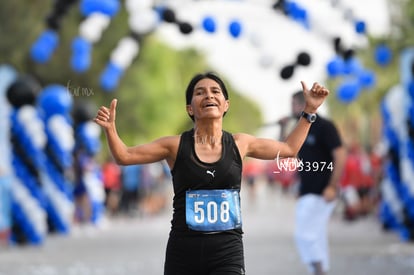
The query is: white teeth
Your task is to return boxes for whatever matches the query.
[204,103,217,107]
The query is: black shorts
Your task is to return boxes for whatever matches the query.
[164,232,245,275]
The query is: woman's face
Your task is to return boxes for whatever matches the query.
[186,78,229,121]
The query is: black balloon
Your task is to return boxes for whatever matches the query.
[46,0,79,30]
[343,49,355,61]
[179,22,193,34]
[333,37,342,54]
[6,75,42,108]
[297,52,311,66]
[280,51,311,80]
[332,36,355,61]
[407,119,414,141]
[162,8,176,23]
[46,13,62,30]
[280,65,295,79]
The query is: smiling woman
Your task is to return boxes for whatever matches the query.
[94,71,329,275]
[185,72,229,122]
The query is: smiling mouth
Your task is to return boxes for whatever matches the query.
[203,103,218,108]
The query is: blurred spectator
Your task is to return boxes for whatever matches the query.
[340,142,381,221]
[120,164,142,216]
[265,158,298,194]
[102,156,121,216]
[242,158,263,201]
[340,143,363,221]
[139,161,171,216]
[73,149,93,224]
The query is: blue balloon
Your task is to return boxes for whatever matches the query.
[343,57,363,75]
[336,79,361,103]
[71,52,91,73]
[38,84,73,118]
[100,62,123,92]
[285,2,309,28]
[80,0,120,17]
[384,127,399,152]
[284,1,299,17]
[358,69,376,89]
[76,123,101,155]
[30,30,59,64]
[374,44,392,66]
[407,80,414,99]
[354,20,366,34]
[72,37,91,54]
[407,140,414,161]
[202,16,216,33]
[387,162,401,184]
[380,100,391,126]
[228,20,242,38]
[326,56,344,78]
[408,106,414,126]
[71,37,92,72]
[398,226,410,242]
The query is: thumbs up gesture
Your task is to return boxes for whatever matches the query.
[94,99,118,129]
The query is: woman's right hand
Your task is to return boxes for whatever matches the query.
[94,99,117,129]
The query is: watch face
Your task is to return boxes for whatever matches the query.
[302,111,317,123]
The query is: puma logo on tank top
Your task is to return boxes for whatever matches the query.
[206,170,216,178]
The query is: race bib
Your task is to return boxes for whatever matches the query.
[186,189,242,232]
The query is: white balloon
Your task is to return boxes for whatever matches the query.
[110,37,140,69]
[249,32,262,48]
[0,65,17,174]
[17,105,37,124]
[12,178,47,237]
[383,85,409,141]
[80,13,111,43]
[381,177,403,220]
[83,121,102,139]
[258,53,274,68]
[18,106,47,149]
[48,115,75,151]
[129,9,159,35]
[125,0,153,12]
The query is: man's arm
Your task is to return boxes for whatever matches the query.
[323,146,347,201]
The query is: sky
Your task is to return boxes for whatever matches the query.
[154,0,392,138]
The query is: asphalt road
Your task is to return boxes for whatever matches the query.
[1,183,413,275]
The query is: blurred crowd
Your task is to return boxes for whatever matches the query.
[100,159,171,219]
[241,141,384,222]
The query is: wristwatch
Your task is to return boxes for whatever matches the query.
[301,111,317,123]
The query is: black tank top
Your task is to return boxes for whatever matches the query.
[170,128,243,236]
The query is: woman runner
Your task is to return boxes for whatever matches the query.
[94,72,329,275]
